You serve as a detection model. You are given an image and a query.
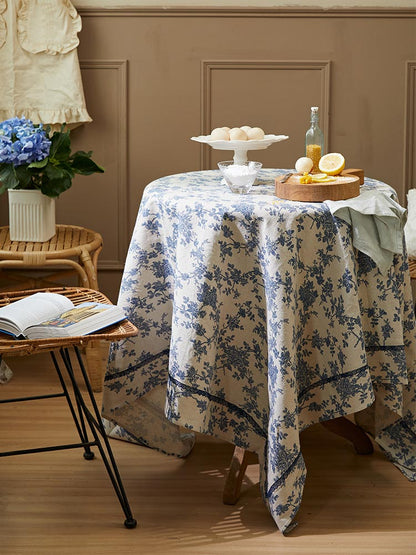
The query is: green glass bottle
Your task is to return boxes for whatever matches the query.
[305,106,324,173]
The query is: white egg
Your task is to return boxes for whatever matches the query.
[247,127,265,140]
[210,128,230,140]
[221,126,231,132]
[240,126,252,134]
[295,157,314,174]
[229,127,248,141]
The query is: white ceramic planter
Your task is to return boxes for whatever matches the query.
[8,189,56,242]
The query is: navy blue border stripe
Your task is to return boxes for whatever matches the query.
[265,451,302,499]
[107,421,189,457]
[104,348,170,382]
[168,374,268,439]
[298,364,367,401]
[105,345,402,383]
[366,345,405,352]
[266,366,368,499]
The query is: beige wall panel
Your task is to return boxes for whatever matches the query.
[61,60,128,270]
[0,58,128,302]
[201,61,330,169]
[404,61,416,196]
[77,14,415,187]
[1,9,415,300]
[75,11,416,296]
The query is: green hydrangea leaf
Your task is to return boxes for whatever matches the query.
[15,165,33,188]
[29,157,49,169]
[41,167,73,197]
[49,130,71,161]
[0,163,18,190]
[71,152,105,175]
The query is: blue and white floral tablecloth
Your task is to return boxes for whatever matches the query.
[102,169,416,533]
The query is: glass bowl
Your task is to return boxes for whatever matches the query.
[217,160,263,194]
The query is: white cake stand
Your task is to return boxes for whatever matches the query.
[191,134,289,165]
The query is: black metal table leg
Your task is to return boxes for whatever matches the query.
[50,350,95,460]
[0,353,97,457]
[0,349,137,529]
[60,346,137,529]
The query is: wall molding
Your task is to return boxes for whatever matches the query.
[404,61,416,194]
[78,7,416,18]
[80,59,128,271]
[200,60,331,169]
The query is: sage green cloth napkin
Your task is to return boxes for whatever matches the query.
[325,190,407,275]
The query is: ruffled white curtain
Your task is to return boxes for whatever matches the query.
[0,0,91,128]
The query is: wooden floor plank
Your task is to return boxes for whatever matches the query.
[0,353,415,555]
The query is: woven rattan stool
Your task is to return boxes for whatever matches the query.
[0,287,138,529]
[0,225,102,290]
[0,225,105,391]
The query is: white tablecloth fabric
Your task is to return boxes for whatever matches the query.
[102,169,416,533]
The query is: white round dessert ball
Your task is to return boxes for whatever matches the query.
[247,127,265,140]
[221,126,231,132]
[295,157,314,174]
[240,126,252,134]
[229,127,248,141]
[210,128,230,140]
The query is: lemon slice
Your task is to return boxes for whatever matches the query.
[311,176,336,183]
[318,153,345,175]
[311,173,327,180]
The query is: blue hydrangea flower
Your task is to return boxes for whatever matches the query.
[0,117,51,166]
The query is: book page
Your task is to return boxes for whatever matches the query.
[25,302,126,339]
[0,293,74,335]
[34,303,112,329]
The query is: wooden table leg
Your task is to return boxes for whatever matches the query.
[222,417,373,506]
[223,446,253,505]
[321,416,374,454]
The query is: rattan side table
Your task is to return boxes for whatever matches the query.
[0,225,105,391]
[0,224,103,291]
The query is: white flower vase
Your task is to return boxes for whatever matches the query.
[8,189,56,242]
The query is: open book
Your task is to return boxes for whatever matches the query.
[0,292,126,340]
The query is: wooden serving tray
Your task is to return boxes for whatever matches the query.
[341,168,364,184]
[275,173,360,202]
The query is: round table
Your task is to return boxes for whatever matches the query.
[102,169,416,533]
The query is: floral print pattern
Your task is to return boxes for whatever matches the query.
[102,169,416,533]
